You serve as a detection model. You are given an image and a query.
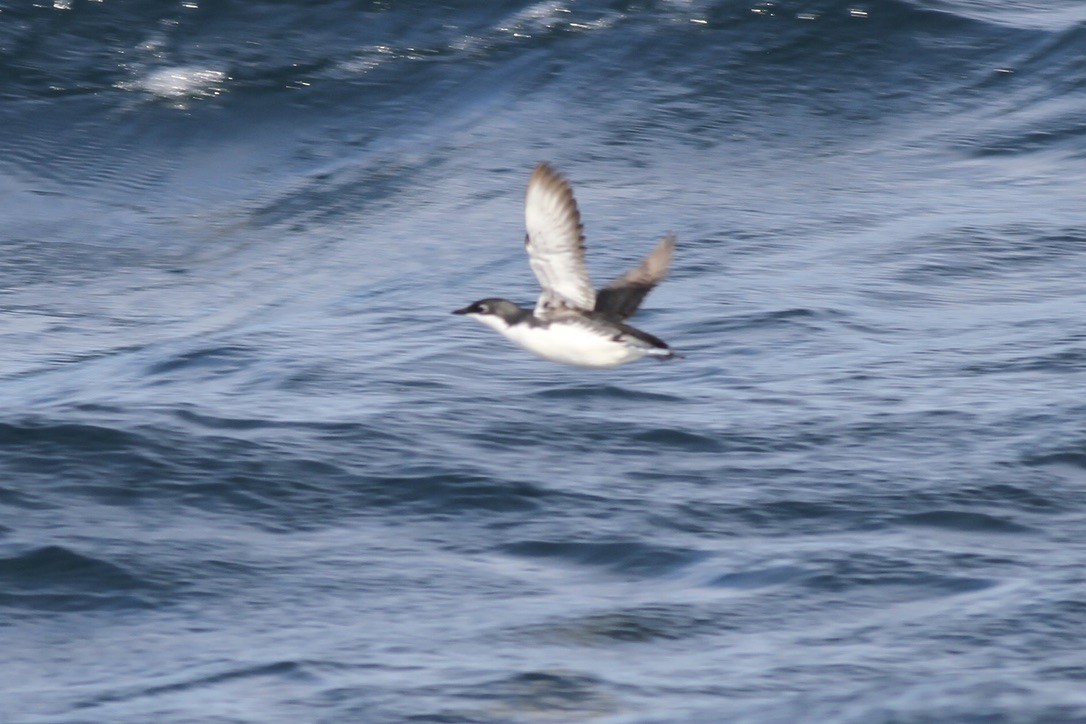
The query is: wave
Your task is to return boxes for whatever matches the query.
[0,545,154,611]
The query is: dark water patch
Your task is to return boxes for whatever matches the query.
[733,677,1019,724]
[0,416,186,507]
[942,481,1060,514]
[804,571,997,598]
[895,510,1034,534]
[1040,665,1086,681]
[0,590,155,613]
[173,454,533,527]
[966,119,1086,158]
[722,428,836,454]
[360,471,546,517]
[2,409,552,527]
[435,670,619,722]
[170,407,378,436]
[531,384,682,402]
[695,307,844,335]
[1024,450,1086,471]
[501,539,707,579]
[76,659,313,712]
[952,21,1086,158]
[711,565,810,590]
[518,604,725,646]
[658,475,1052,538]
[146,345,256,377]
[174,408,286,432]
[657,495,873,538]
[0,418,181,504]
[0,415,343,521]
[962,347,1086,375]
[173,412,410,453]
[462,422,545,450]
[0,545,143,589]
[0,484,50,510]
[251,153,442,228]
[467,416,733,455]
[0,545,156,611]
[619,0,1018,155]
[801,552,998,600]
[0,419,147,451]
[895,225,1086,282]
[174,457,352,526]
[650,461,860,527]
[957,597,1086,647]
[1018,16,1086,69]
[613,422,834,458]
[833,409,983,449]
[630,427,725,453]
[744,499,850,525]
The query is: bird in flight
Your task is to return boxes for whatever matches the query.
[454,162,678,368]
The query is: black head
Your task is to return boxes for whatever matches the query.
[452,298,526,323]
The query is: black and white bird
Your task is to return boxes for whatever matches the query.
[453,162,679,368]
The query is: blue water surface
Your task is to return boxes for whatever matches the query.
[3,1,1086,721]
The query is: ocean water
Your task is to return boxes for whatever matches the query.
[3,0,1086,721]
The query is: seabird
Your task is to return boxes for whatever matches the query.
[453,162,678,368]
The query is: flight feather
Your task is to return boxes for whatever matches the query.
[594,234,675,321]
[524,162,596,316]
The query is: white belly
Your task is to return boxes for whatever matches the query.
[483,317,646,368]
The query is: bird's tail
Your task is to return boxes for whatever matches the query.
[646,347,683,362]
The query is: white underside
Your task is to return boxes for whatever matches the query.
[471,314,658,369]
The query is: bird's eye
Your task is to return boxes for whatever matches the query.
[478,303,489,314]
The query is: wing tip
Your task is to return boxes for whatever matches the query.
[531,161,562,187]
[526,160,585,248]
[529,162,575,205]
[654,232,676,266]
[638,233,676,284]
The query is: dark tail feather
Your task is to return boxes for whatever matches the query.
[651,349,683,362]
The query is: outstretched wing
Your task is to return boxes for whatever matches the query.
[594,234,675,321]
[524,163,596,316]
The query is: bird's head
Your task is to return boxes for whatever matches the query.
[452,298,526,330]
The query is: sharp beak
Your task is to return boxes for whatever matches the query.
[452,306,470,315]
